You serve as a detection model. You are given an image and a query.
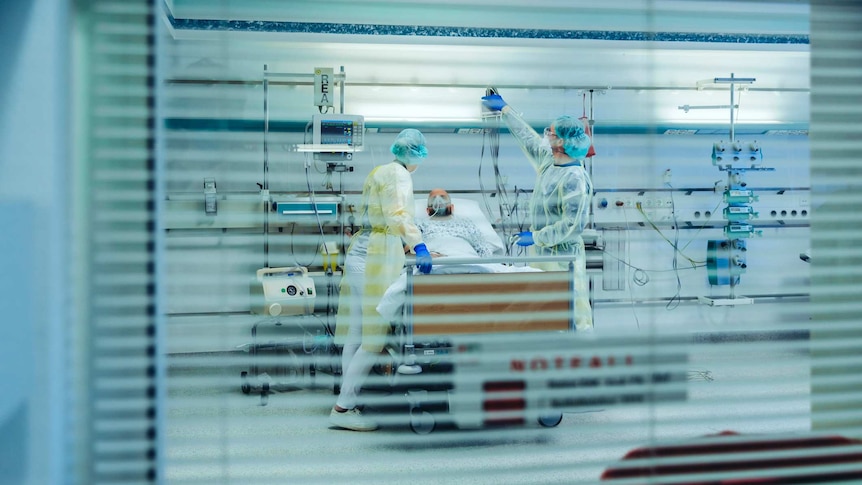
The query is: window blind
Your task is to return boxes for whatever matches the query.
[809,0,862,439]
[73,0,160,483]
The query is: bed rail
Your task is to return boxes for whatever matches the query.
[404,253,603,270]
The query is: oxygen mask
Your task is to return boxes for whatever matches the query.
[429,195,451,217]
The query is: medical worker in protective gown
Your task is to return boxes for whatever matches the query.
[482,93,594,331]
[330,129,432,431]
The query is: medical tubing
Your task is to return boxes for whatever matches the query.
[635,196,703,266]
[479,116,514,256]
[599,247,704,274]
[491,122,513,240]
[679,195,725,253]
[667,190,683,311]
[479,120,500,214]
[488,112,516,254]
[305,165,327,241]
[288,223,304,267]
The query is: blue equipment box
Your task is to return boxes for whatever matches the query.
[275,198,339,221]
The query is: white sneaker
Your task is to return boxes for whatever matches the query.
[329,407,378,431]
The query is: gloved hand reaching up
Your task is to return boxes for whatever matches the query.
[414,243,433,274]
[515,231,534,247]
[481,94,508,112]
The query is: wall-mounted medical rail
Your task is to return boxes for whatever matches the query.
[166,78,807,95]
[260,65,350,267]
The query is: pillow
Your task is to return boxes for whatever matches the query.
[414,197,504,253]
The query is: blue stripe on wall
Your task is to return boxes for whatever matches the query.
[164,117,807,136]
[167,15,808,45]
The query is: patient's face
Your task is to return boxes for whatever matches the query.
[428,194,452,217]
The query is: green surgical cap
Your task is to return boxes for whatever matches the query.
[391,129,428,164]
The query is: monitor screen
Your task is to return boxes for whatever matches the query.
[319,120,355,146]
[312,114,364,149]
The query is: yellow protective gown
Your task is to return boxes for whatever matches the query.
[335,162,423,352]
[503,108,594,330]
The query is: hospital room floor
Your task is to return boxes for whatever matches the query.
[164,335,811,484]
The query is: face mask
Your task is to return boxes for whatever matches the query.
[429,195,451,216]
[430,207,452,217]
[540,135,552,152]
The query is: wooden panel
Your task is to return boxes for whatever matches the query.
[412,272,571,296]
[408,271,573,336]
[411,319,570,336]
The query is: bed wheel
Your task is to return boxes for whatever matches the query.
[410,409,435,435]
[259,381,270,406]
[538,413,563,428]
[240,371,251,394]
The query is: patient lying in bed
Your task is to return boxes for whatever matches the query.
[418,189,495,259]
[377,190,540,321]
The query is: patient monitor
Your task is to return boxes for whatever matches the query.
[312,114,365,161]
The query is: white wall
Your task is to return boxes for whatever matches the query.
[0,0,69,483]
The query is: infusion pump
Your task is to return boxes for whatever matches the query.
[250,266,316,316]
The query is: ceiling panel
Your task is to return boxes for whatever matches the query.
[160,0,810,131]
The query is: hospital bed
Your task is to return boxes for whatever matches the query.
[378,196,602,331]
[368,199,687,434]
[377,257,687,434]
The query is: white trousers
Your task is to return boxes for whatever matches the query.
[335,255,378,410]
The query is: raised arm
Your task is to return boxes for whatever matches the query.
[501,106,546,173]
[482,94,545,172]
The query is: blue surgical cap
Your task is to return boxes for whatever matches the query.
[390,129,428,165]
[553,115,591,160]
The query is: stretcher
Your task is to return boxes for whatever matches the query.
[380,256,688,434]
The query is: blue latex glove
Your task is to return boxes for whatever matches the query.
[481,94,507,112]
[414,243,433,274]
[516,231,534,247]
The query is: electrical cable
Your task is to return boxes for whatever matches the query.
[666,186,683,311]
[300,314,330,354]
[630,183,686,310]
[634,197,704,266]
[679,196,725,253]
[303,162,327,266]
[611,202,710,327]
[286,123,327,267]
[288,222,301,265]
[478,124,494,218]
[600,241,706,321]
[621,205,641,328]
[512,187,527,231]
[599,247,706,275]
